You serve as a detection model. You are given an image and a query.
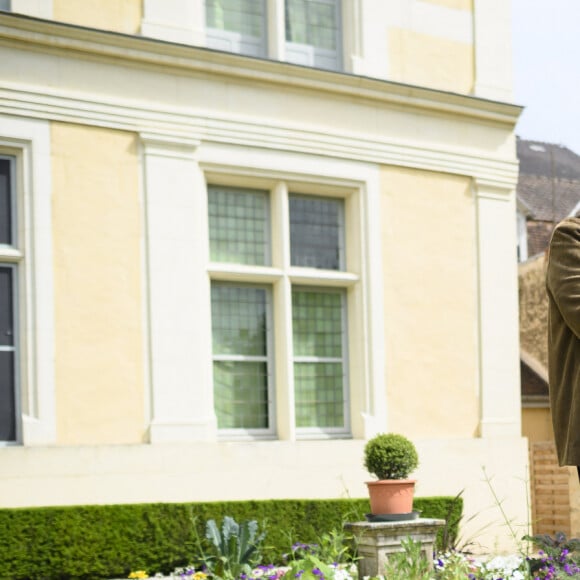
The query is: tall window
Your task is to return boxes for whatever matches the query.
[205,0,268,57]
[0,157,17,443]
[292,288,346,428]
[285,0,342,70]
[211,284,273,431]
[208,182,350,438]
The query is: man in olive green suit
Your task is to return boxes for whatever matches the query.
[546,216,580,479]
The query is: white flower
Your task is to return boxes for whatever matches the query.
[333,569,353,580]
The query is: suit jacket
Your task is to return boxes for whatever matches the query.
[546,217,580,465]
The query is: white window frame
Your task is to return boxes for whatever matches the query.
[3,1,53,18]
[202,0,348,71]
[142,0,360,72]
[284,0,343,71]
[291,285,350,437]
[141,137,385,443]
[211,281,276,438]
[289,192,346,270]
[0,116,56,446]
[0,156,20,444]
[205,0,269,58]
[206,171,359,440]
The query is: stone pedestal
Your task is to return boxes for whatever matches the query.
[344,518,446,577]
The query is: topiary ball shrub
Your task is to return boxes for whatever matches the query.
[364,433,419,480]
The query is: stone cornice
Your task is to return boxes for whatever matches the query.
[0,82,519,188]
[0,11,523,125]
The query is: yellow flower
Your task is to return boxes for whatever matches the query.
[193,573,208,580]
[128,571,149,579]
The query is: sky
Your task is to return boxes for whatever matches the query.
[512,0,580,154]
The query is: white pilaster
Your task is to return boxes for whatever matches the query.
[141,133,216,443]
[476,182,521,438]
[360,166,387,438]
[10,0,52,19]
[141,0,204,45]
[473,0,513,101]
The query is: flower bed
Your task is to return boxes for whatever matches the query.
[121,520,580,580]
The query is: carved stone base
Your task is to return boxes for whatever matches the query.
[344,518,446,576]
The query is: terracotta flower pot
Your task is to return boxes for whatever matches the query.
[366,479,416,515]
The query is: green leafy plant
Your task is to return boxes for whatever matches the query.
[382,536,432,580]
[433,551,476,580]
[523,531,580,577]
[363,433,419,480]
[284,544,337,580]
[200,516,266,580]
[316,529,356,565]
[0,497,460,578]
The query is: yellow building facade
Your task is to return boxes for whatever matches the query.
[0,0,525,551]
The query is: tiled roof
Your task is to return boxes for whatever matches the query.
[517,138,580,222]
[527,220,554,258]
[520,351,548,399]
[518,138,580,179]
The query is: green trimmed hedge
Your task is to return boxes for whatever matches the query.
[0,496,462,580]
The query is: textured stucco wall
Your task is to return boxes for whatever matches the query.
[51,122,145,445]
[422,0,472,10]
[388,28,474,94]
[522,407,552,443]
[0,436,529,553]
[380,165,478,437]
[53,0,142,34]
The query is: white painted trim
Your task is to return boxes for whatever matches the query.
[288,269,359,286]
[473,0,513,101]
[200,142,384,440]
[0,12,521,123]
[208,264,284,283]
[141,134,217,443]
[0,83,519,189]
[141,0,204,45]
[0,246,22,261]
[9,0,52,19]
[359,164,387,437]
[0,115,55,444]
[475,181,521,438]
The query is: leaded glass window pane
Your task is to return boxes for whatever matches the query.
[212,284,268,357]
[0,159,12,246]
[206,0,265,37]
[294,362,344,427]
[205,0,267,57]
[0,266,15,441]
[293,290,342,357]
[292,289,346,429]
[211,284,271,430]
[208,186,270,266]
[213,360,269,429]
[285,0,338,50]
[289,195,343,270]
